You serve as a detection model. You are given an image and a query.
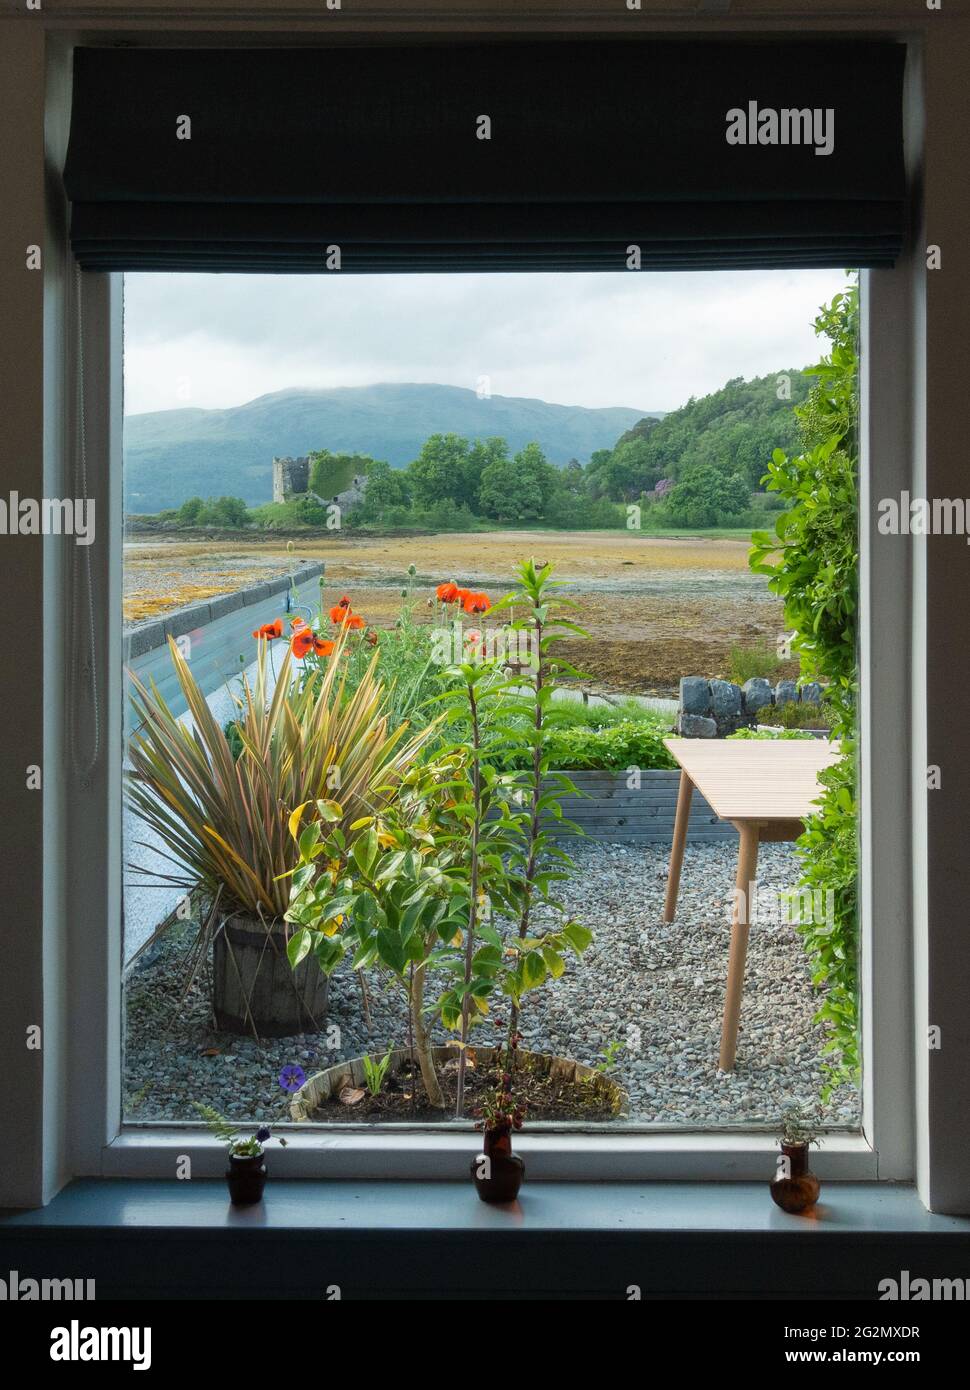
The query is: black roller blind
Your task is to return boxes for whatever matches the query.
[64,41,906,273]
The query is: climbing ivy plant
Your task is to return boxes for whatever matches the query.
[749,280,859,1095]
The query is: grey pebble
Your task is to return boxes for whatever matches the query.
[123,838,859,1130]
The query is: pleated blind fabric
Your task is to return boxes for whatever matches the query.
[64,41,906,273]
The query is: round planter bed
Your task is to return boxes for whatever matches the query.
[289,1045,627,1123]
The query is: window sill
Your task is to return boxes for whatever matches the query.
[2,1178,968,1300]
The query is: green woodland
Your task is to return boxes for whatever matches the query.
[151,369,810,534]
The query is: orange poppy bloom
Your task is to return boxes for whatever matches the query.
[463,591,491,615]
[290,616,308,632]
[343,613,365,630]
[291,629,315,658]
[252,618,283,640]
[436,582,459,604]
[328,596,352,623]
[312,637,336,657]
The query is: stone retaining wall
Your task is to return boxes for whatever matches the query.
[677,675,823,737]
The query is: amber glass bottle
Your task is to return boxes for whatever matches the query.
[471,1125,525,1203]
[770,1141,821,1213]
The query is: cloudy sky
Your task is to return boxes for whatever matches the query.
[123,268,848,418]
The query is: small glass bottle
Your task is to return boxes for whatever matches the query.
[770,1141,821,1214]
[471,1125,525,1204]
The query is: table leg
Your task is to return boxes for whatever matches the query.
[663,770,693,923]
[718,821,760,1072]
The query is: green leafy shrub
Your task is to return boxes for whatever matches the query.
[748,279,859,1095]
[177,496,205,525]
[170,494,251,528]
[727,727,815,741]
[665,464,750,528]
[494,719,676,772]
[758,700,835,730]
[541,698,670,732]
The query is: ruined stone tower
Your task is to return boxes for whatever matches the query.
[272,456,310,504]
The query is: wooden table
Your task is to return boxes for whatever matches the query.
[662,737,841,1072]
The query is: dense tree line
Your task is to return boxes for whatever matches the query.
[585,370,809,509]
[149,370,806,533]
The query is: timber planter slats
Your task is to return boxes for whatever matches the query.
[212,914,330,1038]
[548,769,735,843]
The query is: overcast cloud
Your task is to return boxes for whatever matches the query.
[123,268,848,418]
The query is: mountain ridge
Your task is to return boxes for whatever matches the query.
[123,382,659,512]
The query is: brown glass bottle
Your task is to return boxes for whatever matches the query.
[471,1125,525,1204]
[770,1141,820,1214]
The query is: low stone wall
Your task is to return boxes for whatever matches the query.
[125,562,326,659]
[677,675,823,738]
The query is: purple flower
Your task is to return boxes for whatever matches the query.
[255,1126,271,1143]
[278,1064,306,1094]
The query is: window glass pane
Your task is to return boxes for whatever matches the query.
[122,270,860,1134]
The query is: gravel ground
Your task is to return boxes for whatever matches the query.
[123,839,860,1129]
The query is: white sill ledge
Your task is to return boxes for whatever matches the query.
[102,1128,881,1182]
[6,1178,967,1238]
[5,1180,965,1301]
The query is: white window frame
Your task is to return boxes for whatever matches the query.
[53,255,912,1185]
[21,20,950,1199]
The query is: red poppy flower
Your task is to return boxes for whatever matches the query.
[291,630,315,658]
[332,608,364,630]
[328,597,351,623]
[436,582,459,604]
[252,618,283,640]
[463,591,491,615]
[312,637,336,657]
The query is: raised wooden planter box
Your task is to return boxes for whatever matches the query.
[549,768,735,844]
[212,914,329,1038]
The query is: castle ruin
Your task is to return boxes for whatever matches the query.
[272,455,368,511]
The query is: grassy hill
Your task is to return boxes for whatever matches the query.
[124,383,656,513]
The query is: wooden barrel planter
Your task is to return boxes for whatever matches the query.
[549,768,736,844]
[211,914,329,1038]
[289,1045,627,1121]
